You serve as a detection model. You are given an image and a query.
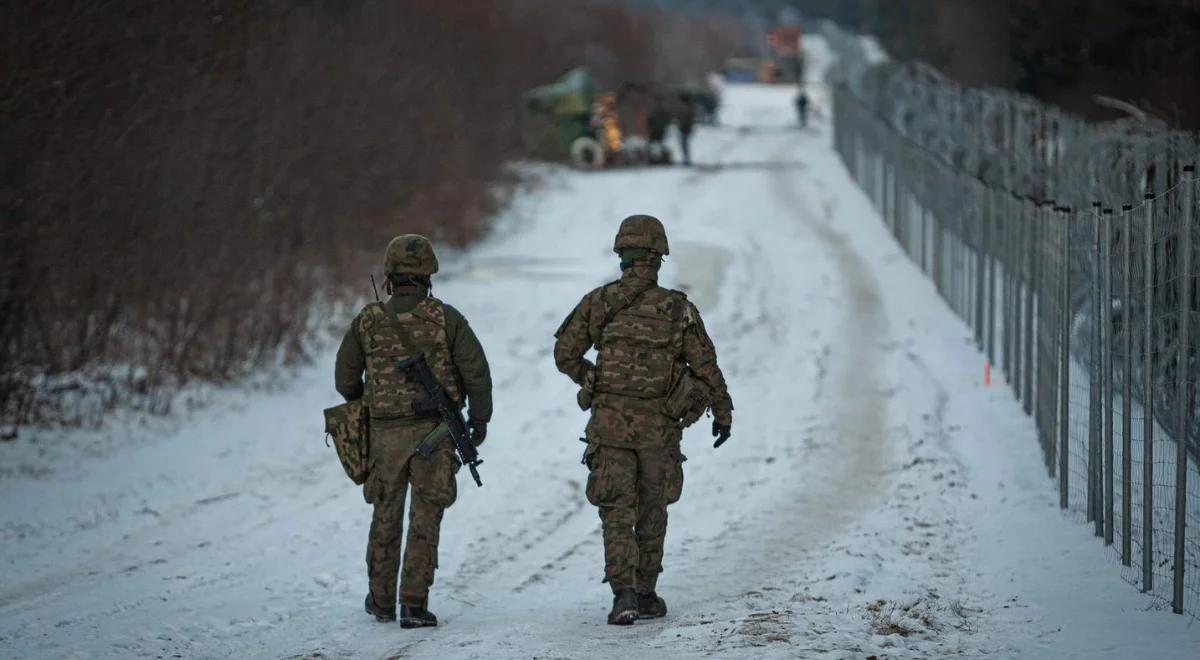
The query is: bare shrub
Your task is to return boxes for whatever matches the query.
[0,1,744,426]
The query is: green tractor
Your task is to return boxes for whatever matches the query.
[526,68,674,168]
[524,67,606,168]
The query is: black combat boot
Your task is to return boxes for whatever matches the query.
[607,589,640,626]
[364,594,396,623]
[638,592,668,619]
[399,603,438,628]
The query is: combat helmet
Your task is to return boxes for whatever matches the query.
[384,234,439,276]
[613,215,669,255]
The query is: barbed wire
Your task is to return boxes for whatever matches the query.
[836,87,1200,217]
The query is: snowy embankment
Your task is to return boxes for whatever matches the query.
[2,38,1198,659]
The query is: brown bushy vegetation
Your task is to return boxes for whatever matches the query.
[0,0,745,426]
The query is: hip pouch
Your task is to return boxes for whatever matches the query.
[663,368,711,428]
[323,400,370,485]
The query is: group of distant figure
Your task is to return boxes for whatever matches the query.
[642,86,811,167]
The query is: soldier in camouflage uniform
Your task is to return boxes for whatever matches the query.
[335,234,492,627]
[553,215,734,625]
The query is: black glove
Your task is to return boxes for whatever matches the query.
[469,421,487,447]
[712,420,731,448]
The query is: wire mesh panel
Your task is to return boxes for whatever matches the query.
[1177,177,1199,614]
[1102,207,1117,547]
[1068,208,1095,519]
[826,41,1200,616]
[1038,204,1062,478]
[1117,203,1138,570]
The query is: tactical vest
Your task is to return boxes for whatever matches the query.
[594,286,687,400]
[357,298,462,419]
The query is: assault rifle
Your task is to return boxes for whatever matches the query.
[397,352,484,487]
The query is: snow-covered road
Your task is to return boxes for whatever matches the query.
[3,40,1199,659]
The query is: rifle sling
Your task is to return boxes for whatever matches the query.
[596,283,652,347]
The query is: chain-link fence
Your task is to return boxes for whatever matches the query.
[823,24,1200,618]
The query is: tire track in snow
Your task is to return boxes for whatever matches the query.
[758,134,895,548]
[636,131,901,656]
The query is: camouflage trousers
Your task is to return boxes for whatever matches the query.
[585,443,685,594]
[364,422,459,608]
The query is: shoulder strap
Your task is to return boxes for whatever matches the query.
[596,283,653,346]
[372,301,422,352]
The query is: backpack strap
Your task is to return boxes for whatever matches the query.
[595,282,653,348]
[369,301,421,354]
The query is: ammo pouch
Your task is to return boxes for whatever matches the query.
[323,400,370,485]
[663,368,711,428]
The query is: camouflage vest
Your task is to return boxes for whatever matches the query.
[594,285,688,400]
[357,298,462,419]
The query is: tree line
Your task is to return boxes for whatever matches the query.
[643,0,1200,128]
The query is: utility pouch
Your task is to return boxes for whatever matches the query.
[663,368,711,428]
[323,400,370,485]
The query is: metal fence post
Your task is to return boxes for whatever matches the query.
[873,143,883,211]
[1122,203,1134,567]
[1036,204,1046,468]
[1014,198,1025,400]
[933,196,943,298]
[883,156,892,231]
[1035,203,1046,439]
[1142,192,1156,593]
[1026,202,1040,415]
[977,183,988,349]
[897,157,907,254]
[884,144,890,226]
[949,181,958,312]
[987,187,997,365]
[1005,195,1015,384]
[963,183,971,321]
[1016,194,1025,392]
[1103,207,1115,547]
[1060,207,1072,507]
[1091,202,1104,535]
[920,203,928,274]
[965,185,972,334]
[893,148,902,243]
[1172,168,1194,614]
[952,182,962,315]
[865,138,873,204]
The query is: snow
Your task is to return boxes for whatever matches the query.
[3,37,1199,659]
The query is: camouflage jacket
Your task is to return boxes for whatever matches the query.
[554,270,733,447]
[336,289,493,425]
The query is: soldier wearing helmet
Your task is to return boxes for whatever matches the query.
[335,234,493,627]
[553,215,734,625]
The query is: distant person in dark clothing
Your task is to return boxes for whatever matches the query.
[648,97,672,145]
[795,89,810,128]
[647,96,674,165]
[675,93,696,166]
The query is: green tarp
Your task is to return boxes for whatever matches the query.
[524,66,594,117]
